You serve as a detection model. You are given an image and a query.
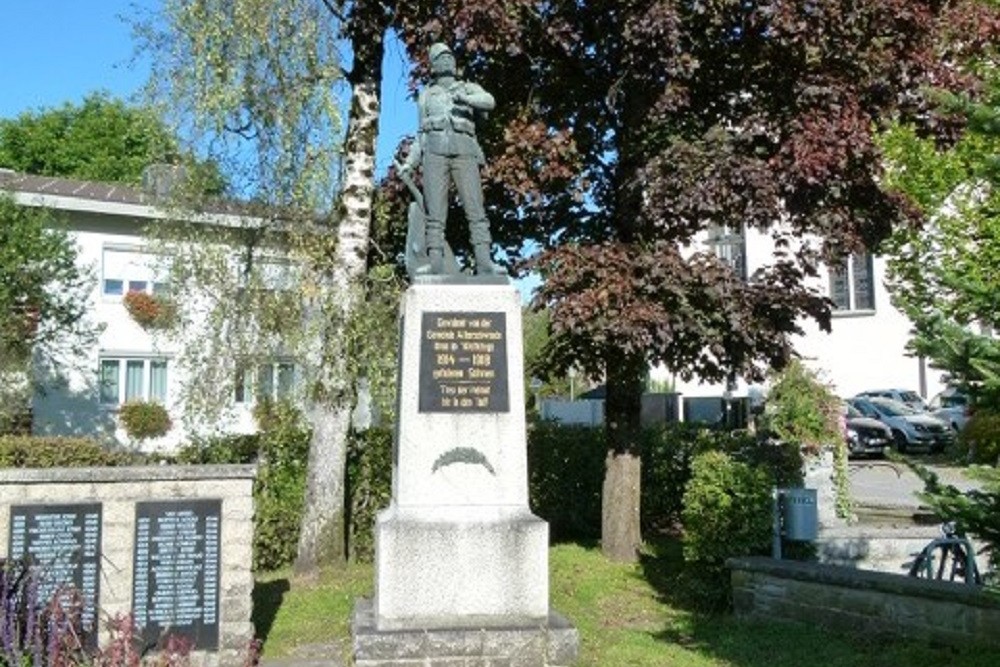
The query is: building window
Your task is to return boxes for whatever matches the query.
[234,362,297,404]
[99,357,169,405]
[830,253,875,312]
[707,223,747,280]
[102,247,168,297]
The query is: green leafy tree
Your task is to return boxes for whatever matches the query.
[879,5,1000,579]
[398,1,999,561]
[0,196,97,431]
[0,93,178,183]
[881,90,1000,408]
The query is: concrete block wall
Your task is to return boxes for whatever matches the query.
[729,557,1000,649]
[0,465,256,667]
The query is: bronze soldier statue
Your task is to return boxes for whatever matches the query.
[399,43,505,277]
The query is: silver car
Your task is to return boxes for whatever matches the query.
[847,396,953,454]
[856,388,929,412]
[928,388,972,432]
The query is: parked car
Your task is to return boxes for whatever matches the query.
[846,396,953,454]
[928,387,972,432]
[856,388,929,412]
[843,402,892,458]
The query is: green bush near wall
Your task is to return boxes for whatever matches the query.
[0,436,144,467]
[526,421,605,541]
[174,426,310,571]
[346,428,393,562]
[959,410,1000,465]
[0,423,805,576]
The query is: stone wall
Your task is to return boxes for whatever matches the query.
[729,556,1000,649]
[0,465,256,667]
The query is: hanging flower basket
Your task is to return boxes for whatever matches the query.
[123,291,177,330]
[118,400,172,441]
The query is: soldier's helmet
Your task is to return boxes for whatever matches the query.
[429,43,452,62]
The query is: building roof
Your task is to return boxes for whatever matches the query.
[0,168,269,227]
[0,169,152,206]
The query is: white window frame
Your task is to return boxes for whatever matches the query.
[101,245,170,300]
[99,356,169,406]
[234,361,298,405]
[706,222,747,281]
[829,252,875,314]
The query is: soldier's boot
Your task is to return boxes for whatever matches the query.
[474,243,505,276]
[428,246,444,274]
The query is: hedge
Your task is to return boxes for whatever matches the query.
[0,436,144,467]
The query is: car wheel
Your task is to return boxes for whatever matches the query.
[892,430,908,454]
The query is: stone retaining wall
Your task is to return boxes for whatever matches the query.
[729,556,1000,649]
[0,465,256,667]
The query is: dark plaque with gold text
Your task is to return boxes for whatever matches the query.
[132,499,221,650]
[419,311,509,412]
[9,503,101,645]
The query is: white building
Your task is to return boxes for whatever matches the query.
[4,169,938,442]
[2,169,271,451]
[659,223,944,413]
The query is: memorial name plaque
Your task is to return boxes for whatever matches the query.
[8,503,101,641]
[133,500,221,650]
[419,312,509,413]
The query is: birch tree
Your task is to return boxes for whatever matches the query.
[133,0,392,571]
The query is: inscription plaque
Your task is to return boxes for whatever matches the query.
[419,311,509,413]
[8,503,101,641]
[133,500,221,650]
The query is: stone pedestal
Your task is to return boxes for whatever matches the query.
[353,281,578,666]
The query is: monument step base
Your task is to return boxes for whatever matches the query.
[352,599,579,667]
[374,508,549,628]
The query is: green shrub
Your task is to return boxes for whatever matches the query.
[680,449,774,609]
[958,410,1000,465]
[254,428,309,570]
[758,360,842,456]
[346,428,393,561]
[118,401,172,441]
[174,422,309,571]
[639,425,788,533]
[681,450,774,564]
[527,421,605,541]
[252,398,304,434]
[0,436,140,467]
[173,433,260,465]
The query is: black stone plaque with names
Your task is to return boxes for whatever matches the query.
[8,503,102,643]
[133,499,221,650]
[419,311,510,413]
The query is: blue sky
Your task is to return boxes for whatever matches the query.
[0,1,417,174]
[0,3,535,296]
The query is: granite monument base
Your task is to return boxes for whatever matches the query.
[353,598,579,667]
[374,506,549,631]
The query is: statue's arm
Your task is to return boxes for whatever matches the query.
[456,83,495,112]
[402,134,422,171]
[401,94,426,171]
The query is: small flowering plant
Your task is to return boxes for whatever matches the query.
[123,291,177,330]
[119,401,172,441]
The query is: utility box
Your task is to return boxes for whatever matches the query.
[780,488,818,541]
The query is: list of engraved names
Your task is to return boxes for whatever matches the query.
[133,500,221,649]
[419,312,509,413]
[9,503,101,634]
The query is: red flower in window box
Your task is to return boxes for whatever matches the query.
[123,291,177,329]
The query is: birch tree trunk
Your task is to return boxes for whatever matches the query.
[294,14,386,574]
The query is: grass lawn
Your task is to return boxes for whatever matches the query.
[253,540,1000,666]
